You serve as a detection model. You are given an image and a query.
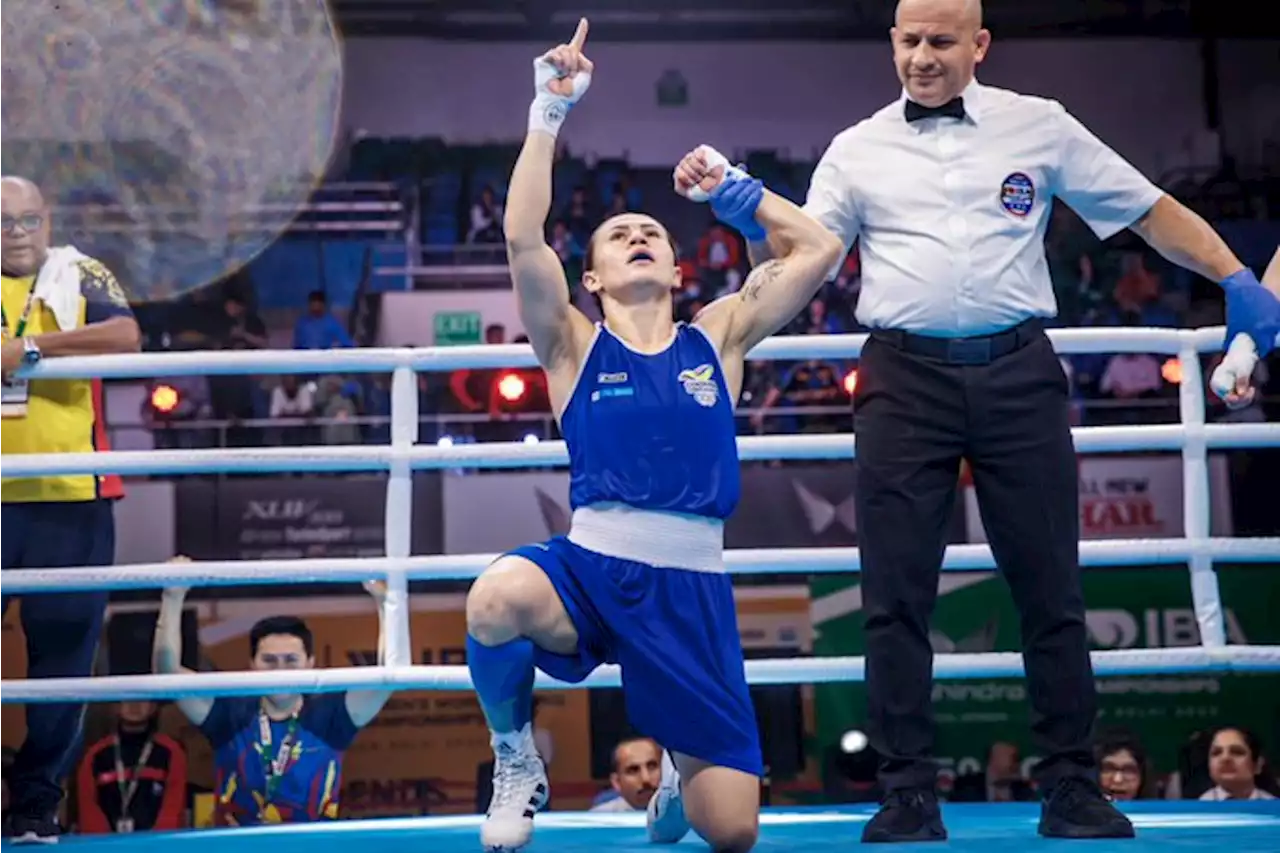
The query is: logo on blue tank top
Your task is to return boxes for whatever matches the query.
[678,364,719,407]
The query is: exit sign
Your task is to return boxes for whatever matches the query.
[433,311,482,346]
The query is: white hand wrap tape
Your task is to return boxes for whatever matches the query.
[1209,332,1259,401]
[675,145,749,202]
[528,56,592,138]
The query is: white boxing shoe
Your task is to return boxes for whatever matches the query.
[481,724,549,852]
[646,749,690,844]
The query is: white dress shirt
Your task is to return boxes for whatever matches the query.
[804,79,1165,337]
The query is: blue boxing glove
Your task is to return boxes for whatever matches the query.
[1222,268,1280,357]
[710,175,766,242]
[1209,268,1278,403]
[673,144,766,241]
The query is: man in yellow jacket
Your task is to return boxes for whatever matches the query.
[2,175,142,844]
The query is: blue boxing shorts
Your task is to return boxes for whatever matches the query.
[509,536,763,777]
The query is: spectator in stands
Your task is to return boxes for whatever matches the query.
[550,220,584,289]
[152,582,393,825]
[1101,253,1179,328]
[214,292,267,351]
[469,186,504,244]
[800,296,847,336]
[589,737,664,813]
[314,375,361,445]
[270,375,314,420]
[616,171,642,211]
[606,190,627,218]
[293,291,352,351]
[1095,731,1154,801]
[1097,343,1166,425]
[561,186,593,244]
[448,324,506,437]
[1200,727,1277,801]
[751,360,846,435]
[75,701,187,834]
[950,742,1035,803]
[269,375,316,447]
[205,292,266,447]
[697,223,742,298]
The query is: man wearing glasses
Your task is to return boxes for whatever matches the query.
[1,175,142,844]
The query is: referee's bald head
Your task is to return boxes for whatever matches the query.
[1,175,51,276]
[891,0,991,108]
[895,0,982,28]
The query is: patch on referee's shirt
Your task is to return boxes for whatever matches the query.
[999,172,1035,216]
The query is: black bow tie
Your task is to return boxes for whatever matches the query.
[905,97,966,123]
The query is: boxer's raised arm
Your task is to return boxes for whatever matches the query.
[505,19,595,373]
[677,147,842,357]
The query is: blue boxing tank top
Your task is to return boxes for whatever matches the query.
[560,322,741,523]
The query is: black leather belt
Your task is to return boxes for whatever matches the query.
[871,318,1044,366]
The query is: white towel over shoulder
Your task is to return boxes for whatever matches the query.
[31,246,90,332]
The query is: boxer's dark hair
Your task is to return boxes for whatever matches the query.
[249,615,314,657]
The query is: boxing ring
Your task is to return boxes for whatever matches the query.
[3,326,1280,851]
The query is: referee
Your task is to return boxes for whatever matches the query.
[695,0,1280,843]
[2,176,142,843]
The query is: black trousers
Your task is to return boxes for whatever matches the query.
[853,321,1096,792]
[1,499,115,816]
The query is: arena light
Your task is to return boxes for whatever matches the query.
[843,369,858,395]
[150,384,180,414]
[522,433,540,445]
[497,372,527,403]
[840,729,869,754]
[1162,357,1182,384]
[437,435,454,448]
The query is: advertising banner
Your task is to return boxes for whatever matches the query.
[175,474,443,560]
[810,565,1280,786]
[442,464,966,554]
[963,455,1234,542]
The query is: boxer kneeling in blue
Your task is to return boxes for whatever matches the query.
[464,20,842,853]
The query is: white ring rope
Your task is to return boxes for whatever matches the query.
[3,325,1279,703]
[4,648,1280,704]
[16,327,1231,381]
[4,425,1280,478]
[3,538,1279,594]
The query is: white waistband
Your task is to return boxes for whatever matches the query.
[567,504,725,573]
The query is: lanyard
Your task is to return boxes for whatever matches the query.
[112,735,155,819]
[258,708,301,802]
[1,287,38,340]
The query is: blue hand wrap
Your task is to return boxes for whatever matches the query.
[1222,268,1280,356]
[710,172,766,242]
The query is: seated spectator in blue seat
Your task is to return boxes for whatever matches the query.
[560,186,593,245]
[468,186,504,244]
[616,171,642,211]
[550,220,584,288]
[294,291,353,350]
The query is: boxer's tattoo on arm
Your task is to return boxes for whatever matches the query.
[740,259,785,302]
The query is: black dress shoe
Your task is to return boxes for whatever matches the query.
[7,811,61,845]
[862,788,947,843]
[1039,776,1135,839]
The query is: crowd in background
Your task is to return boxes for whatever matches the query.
[131,151,1277,456]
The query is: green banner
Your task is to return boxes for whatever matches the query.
[812,565,1280,781]
[432,311,482,346]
